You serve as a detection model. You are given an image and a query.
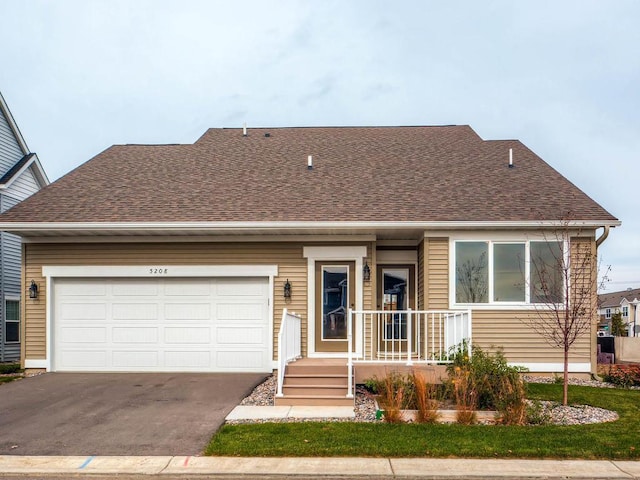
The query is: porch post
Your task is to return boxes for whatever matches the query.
[406,308,413,366]
[347,308,354,398]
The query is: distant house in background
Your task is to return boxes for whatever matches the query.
[0,91,49,362]
[598,287,640,337]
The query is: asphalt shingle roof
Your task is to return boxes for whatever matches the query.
[0,126,617,224]
[598,288,640,308]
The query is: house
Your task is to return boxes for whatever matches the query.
[598,288,640,337]
[0,91,49,363]
[0,125,619,403]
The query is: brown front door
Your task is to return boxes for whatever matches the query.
[315,261,355,353]
[377,265,416,358]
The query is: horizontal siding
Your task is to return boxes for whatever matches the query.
[3,167,40,203]
[25,242,308,362]
[426,237,449,309]
[471,310,591,365]
[0,109,23,175]
[423,235,596,370]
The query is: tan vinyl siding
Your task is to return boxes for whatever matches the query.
[23,241,374,364]
[23,242,307,362]
[426,237,449,309]
[422,235,596,369]
[417,240,424,310]
[470,310,591,365]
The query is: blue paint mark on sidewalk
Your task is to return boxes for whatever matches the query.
[79,456,95,469]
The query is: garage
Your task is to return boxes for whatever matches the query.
[52,276,271,372]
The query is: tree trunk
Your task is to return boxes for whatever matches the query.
[563,346,569,406]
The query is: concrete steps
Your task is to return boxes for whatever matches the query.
[275,359,354,407]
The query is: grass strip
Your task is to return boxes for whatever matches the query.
[206,383,640,459]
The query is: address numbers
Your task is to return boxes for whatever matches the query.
[149,268,169,275]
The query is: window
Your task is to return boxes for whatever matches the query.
[530,241,563,303]
[5,299,19,343]
[494,243,525,302]
[605,308,612,319]
[454,240,564,305]
[455,242,488,303]
[622,306,629,318]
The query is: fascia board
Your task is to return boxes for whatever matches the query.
[0,219,623,234]
[0,154,49,190]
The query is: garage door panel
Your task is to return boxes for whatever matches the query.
[216,350,265,369]
[217,302,265,321]
[61,350,108,368]
[164,303,211,320]
[60,303,107,320]
[165,351,211,368]
[112,282,159,296]
[216,279,266,296]
[217,326,265,345]
[54,277,270,372]
[112,327,159,344]
[164,326,211,344]
[164,280,211,296]
[60,326,107,343]
[112,303,158,321]
[112,351,159,368]
[57,281,107,297]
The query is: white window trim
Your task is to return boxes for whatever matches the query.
[449,235,568,310]
[32,264,278,372]
[4,296,20,344]
[605,308,612,319]
[303,246,365,357]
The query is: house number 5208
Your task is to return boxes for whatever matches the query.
[149,268,168,274]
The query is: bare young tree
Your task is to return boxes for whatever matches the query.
[523,222,608,405]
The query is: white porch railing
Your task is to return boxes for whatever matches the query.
[276,308,302,397]
[347,308,472,396]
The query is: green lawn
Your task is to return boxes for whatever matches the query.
[206,384,640,459]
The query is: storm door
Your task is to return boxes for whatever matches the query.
[315,261,355,353]
[377,265,416,358]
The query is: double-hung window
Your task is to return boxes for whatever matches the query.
[622,306,629,318]
[605,308,612,319]
[454,239,564,306]
[4,298,20,343]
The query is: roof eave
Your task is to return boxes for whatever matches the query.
[0,219,622,238]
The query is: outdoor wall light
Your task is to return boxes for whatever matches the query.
[29,280,39,299]
[363,261,371,282]
[283,279,292,299]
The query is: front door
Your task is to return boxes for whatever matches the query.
[377,265,416,358]
[315,261,355,353]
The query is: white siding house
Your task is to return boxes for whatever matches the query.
[0,91,49,362]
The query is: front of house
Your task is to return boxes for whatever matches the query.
[0,126,618,380]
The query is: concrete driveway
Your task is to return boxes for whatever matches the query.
[0,372,266,456]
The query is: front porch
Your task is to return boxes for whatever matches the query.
[276,308,472,406]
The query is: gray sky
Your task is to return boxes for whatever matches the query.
[1,0,638,291]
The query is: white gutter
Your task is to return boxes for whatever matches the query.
[0,219,622,233]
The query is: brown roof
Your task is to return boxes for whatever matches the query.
[0,125,618,224]
[598,288,640,309]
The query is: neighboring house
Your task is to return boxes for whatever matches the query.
[598,287,640,337]
[0,91,49,362]
[0,125,619,400]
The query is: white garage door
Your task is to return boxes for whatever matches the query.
[53,277,270,372]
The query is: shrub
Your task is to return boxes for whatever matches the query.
[602,364,640,388]
[0,363,21,375]
[445,342,528,424]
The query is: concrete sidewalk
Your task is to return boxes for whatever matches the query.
[0,456,639,478]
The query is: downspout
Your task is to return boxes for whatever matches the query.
[593,225,611,377]
[595,226,610,248]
